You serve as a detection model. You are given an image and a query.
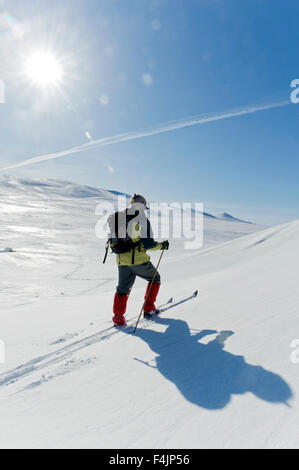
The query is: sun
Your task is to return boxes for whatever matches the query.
[24,51,63,88]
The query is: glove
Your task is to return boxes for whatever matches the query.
[161,240,169,250]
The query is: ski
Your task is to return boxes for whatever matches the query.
[157,296,174,310]
[113,292,197,333]
[113,297,174,328]
[146,290,198,318]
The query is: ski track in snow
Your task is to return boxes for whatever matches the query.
[19,356,98,393]
[0,293,196,392]
[0,316,160,391]
[0,325,122,388]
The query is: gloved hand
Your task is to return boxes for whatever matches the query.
[161,240,169,250]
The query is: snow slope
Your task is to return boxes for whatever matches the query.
[1,176,298,449]
[0,175,262,309]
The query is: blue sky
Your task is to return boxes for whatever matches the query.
[0,0,299,224]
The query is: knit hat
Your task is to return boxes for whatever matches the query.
[130,194,149,209]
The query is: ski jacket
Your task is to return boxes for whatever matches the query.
[116,216,162,266]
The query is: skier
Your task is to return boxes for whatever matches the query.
[111,194,169,326]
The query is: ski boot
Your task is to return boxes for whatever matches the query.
[143,309,160,319]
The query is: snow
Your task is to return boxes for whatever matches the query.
[217,212,253,224]
[0,176,298,449]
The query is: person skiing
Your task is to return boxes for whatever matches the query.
[111,194,169,326]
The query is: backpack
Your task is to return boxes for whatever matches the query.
[103,209,141,263]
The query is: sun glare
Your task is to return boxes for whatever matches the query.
[24,51,63,88]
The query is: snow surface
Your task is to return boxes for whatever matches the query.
[0,176,298,449]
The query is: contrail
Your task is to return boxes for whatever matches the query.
[0,99,289,171]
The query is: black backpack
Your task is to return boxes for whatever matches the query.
[103,209,141,263]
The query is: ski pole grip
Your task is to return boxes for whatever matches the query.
[103,244,109,264]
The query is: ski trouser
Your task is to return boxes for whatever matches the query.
[113,262,161,324]
[116,261,161,295]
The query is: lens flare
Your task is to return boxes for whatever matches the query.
[24,51,63,88]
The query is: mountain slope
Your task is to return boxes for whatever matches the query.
[0,215,299,448]
[0,175,119,200]
[217,212,253,224]
[0,176,263,309]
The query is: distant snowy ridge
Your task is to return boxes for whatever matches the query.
[217,212,254,224]
[0,175,118,201]
[108,190,131,199]
[0,176,253,223]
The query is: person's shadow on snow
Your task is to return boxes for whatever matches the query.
[130,317,292,409]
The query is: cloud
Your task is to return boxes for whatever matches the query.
[0,99,290,172]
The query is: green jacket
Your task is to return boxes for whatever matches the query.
[116,218,162,266]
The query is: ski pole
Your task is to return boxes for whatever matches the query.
[134,249,165,333]
[103,241,109,264]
